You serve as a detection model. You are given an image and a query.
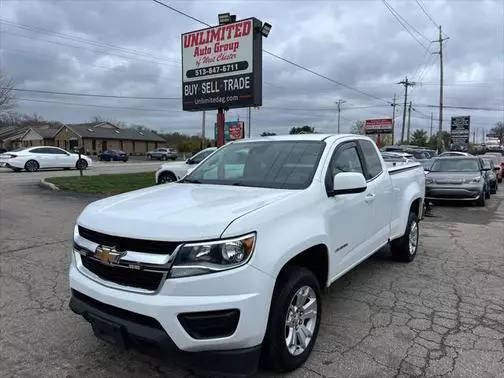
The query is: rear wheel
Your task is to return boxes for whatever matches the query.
[485,185,491,199]
[158,171,176,184]
[147,154,152,160]
[391,212,419,262]
[24,160,39,172]
[76,159,88,170]
[262,266,321,372]
[161,155,167,161]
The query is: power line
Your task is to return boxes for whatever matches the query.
[16,98,181,112]
[152,0,392,105]
[415,0,439,28]
[5,87,180,100]
[0,18,177,63]
[1,30,179,67]
[382,0,431,52]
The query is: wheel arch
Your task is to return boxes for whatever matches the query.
[276,244,329,289]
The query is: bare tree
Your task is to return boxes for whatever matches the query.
[0,71,16,114]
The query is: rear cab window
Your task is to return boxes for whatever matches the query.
[358,140,383,180]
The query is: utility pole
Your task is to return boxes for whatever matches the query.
[397,77,415,144]
[472,130,476,144]
[406,101,412,143]
[247,107,251,138]
[336,99,345,133]
[429,112,433,138]
[432,25,449,152]
[391,94,397,144]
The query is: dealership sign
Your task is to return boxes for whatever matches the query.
[364,118,393,134]
[450,116,470,145]
[182,18,262,111]
[214,121,245,142]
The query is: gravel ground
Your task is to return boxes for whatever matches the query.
[1,177,503,377]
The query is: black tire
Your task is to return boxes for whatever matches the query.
[491,183,497,194]
[391,212,419,262]
[485,186,490,199]
[76,159,88,170]
[147,154,152,160]
[157,171,176,184]
[261,266,321,372]
[498,178,502,184]
[161,155,167,161]
[24,160,39,172]
[98,156,102,161]
[476,190,486,206]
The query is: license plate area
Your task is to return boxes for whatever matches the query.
[88,313,127,348]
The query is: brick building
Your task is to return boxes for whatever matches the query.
[53,122,167,155]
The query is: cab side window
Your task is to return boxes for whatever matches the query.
[325,143,364,193]
[359,140,383,180]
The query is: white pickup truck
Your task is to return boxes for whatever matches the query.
[69,134,425,375]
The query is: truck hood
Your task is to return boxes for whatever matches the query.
[78,183,293,241]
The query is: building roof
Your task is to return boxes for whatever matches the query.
[64,122,166,142]
[35,126,60,138]
[0,126,28,140]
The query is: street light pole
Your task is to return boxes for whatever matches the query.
[336,99,345,133]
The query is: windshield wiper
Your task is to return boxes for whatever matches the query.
[180,178,201,184]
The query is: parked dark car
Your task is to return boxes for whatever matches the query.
[98,150,128,162]
[481,158,498,194]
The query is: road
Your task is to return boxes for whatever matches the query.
[1,175,503,377]
[0,160,164,184]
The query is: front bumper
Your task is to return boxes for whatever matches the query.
[69,289,261,376]
[425,184,482,200]
[69,251,274,370]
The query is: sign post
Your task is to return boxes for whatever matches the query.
[364,118,393,148]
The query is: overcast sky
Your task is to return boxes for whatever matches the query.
[0,0,503,140]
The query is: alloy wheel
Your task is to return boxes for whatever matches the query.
[409,221,418,255]
[284,286,318,356]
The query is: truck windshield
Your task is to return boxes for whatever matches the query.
[430,158,480,172]
[182,140,325,189]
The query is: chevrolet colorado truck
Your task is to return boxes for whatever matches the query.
[69,134,425,375]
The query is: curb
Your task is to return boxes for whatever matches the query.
[39,178,60,191]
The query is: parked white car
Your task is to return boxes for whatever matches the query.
[155,147,216,184]
[0,146,92,172]
[69,135,424,375]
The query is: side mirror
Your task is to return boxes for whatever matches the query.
[329,172,367,196]
[186,158,193,165]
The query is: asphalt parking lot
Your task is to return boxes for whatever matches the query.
[1,173,503,377]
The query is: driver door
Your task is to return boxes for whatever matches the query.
[323,141,376,280]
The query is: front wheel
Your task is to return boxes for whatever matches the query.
[476,190,486,207]
[391,212,419,262]
[157,172,176,184]
[24,160,39,172]
[262,266,321,372]
[76,159,88,170]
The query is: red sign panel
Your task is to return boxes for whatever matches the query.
[364,118,393,134]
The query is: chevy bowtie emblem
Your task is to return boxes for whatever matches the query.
[94,245,125,264]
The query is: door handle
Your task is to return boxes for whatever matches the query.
[365,193,376,203]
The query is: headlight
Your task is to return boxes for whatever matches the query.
[464,176,481,183]
[169,233,256,278]
[425,177,434,184]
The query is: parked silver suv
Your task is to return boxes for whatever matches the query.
[147,148,177,161]
[425,157,490,206]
